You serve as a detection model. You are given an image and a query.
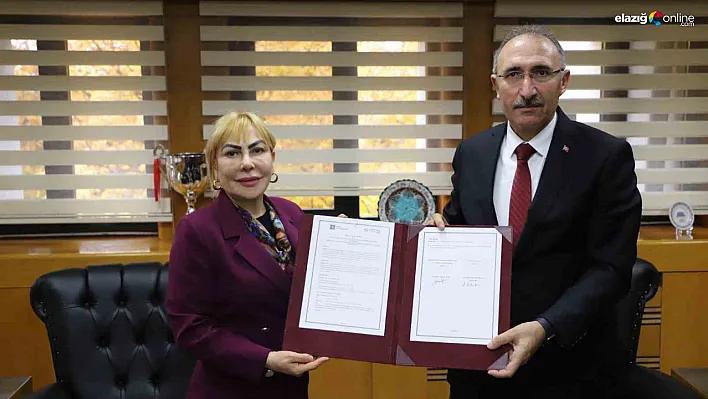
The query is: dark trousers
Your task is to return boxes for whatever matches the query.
[448,369,623,399]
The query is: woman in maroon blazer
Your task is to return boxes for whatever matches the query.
[166,111,328,399]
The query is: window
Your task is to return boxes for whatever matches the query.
[1,39,38,201]
[494,3,708,216]
[199,1,462,217]
[357,41,428,217]
[0,1,168,224]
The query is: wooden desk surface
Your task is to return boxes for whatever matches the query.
[672,368,708,398]
[0,225,703,288]
[636,226,708,273]
[0,236,171,256]
[0,237,171,288]
[0,225,703,255]
[638,225,708,241]
[0,377,32,399]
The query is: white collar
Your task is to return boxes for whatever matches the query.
[503,112,557,160]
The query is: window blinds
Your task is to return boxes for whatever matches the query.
[199,1,463,198]
[494,1,708,215]
[0,0,170,224]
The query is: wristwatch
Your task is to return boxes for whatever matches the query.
[265,369,275,378]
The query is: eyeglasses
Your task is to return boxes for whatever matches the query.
[495,68,565,85]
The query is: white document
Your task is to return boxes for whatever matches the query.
[299,215,395,336]
[410,227,502,345]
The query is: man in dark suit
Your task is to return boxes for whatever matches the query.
[432,25,642,398]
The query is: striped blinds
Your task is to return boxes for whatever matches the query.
[199,1,463,201]
[494,1,708,215]
[0,0,170,224]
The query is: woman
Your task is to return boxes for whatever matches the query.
[167,111,328,399]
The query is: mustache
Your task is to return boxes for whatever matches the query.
[513,96,544,108]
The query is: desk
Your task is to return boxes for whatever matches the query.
[636,227,708,373]
[0,227,707,399]
[0,238,170,389]
[672,368,708,398]
[0,377,32,399]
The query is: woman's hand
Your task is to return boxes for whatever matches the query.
[265,351,329,377]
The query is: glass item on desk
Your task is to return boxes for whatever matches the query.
[377,179,435,225]
[153,144,208,215]
[669,202,694,240]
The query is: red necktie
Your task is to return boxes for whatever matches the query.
[509,143,536,246]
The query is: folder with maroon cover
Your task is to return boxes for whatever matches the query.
[283,214,512,370]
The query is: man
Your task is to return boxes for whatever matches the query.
[432,25,642,398]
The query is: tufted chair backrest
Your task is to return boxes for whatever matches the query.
[613,257,662,365]
[30,262,194,399]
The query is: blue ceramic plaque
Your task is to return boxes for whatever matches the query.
[378,179,435,225]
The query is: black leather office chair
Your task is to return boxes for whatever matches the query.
[615,258,662,365]
[27,262,194,399]
[616,258,703,399]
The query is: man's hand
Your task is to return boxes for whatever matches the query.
[265,351,329,377]
[428,213,447,231]
[487,321,546,379]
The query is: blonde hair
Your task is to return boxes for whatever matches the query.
[204,111,276,185]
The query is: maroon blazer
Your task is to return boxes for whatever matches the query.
[166,191,308,399]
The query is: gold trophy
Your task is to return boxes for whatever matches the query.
[153,144,208,215]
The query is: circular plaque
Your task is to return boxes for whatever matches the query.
[378,179,435,224]
[669,202,694,230]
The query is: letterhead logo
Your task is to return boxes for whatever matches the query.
[615,10,694,26]
[649,10,663,26]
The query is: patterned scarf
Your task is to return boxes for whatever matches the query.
[238,200,294,273]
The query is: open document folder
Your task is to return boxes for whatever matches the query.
[283,215,512,370]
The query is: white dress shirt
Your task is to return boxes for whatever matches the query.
[493,112,557,226]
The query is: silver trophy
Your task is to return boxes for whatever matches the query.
[153,144,208,215]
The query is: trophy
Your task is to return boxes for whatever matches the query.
[669,202,694,240]
[153,144,208,215]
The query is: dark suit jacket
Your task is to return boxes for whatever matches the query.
[444,109,642,393]
[167,191,308,399]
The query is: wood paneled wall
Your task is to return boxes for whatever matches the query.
[163,0,208,228]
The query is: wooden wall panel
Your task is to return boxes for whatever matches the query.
[0,294,54,389]
[462,1,494,139]
[428,381,450,399]
[637,324,661,358]
[660,272,708,373]
[309,360,372,399]
[372,365,427,399]
[163,0,207,226]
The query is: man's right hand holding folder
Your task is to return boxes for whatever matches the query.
[428,212,546,379]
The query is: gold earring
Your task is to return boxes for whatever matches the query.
[270,173,279,183]
[211,180,222,190]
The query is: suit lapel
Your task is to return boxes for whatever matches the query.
[515,109,575,253]
[217,192,291,297]
[470,124,506,226]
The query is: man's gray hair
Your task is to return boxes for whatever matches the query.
[492,25,566,74]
